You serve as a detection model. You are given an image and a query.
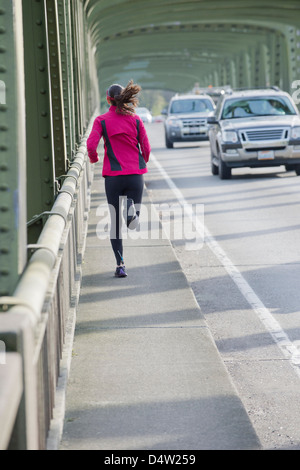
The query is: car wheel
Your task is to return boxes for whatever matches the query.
[211,159,218,175]
[295,164,300,176]
[285,164,295,172]
[165,134,173,148]
[219,156,231,180]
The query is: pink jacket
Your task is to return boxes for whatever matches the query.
[87,106,151,177]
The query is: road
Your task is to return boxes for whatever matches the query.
[144,122,300,450]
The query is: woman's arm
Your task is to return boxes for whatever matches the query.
[138,119,151,163]
[87,117,103,163]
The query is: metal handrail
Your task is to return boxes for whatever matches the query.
[0,353,23,450]
[0,131,91,326]
[0,115,95,449]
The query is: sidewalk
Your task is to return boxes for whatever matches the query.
[58,166,260,450]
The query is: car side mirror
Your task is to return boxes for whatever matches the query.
[207,116,218,124]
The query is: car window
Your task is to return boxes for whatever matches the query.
[221,96,296,119]
[170,99,214,114]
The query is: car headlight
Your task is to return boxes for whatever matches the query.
[167,118,181,127]
[222,130,238,143]
[291,126,300,140]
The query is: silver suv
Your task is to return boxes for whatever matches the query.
[164,94,215,148]
[208,87,300,179]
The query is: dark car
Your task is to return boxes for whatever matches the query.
[208,87,300,179]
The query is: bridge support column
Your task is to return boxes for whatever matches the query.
[241,51,252,88]
[213,70,219,87]
[269,33,283,88]
[285,26,300,96]
[70,0,98,140]
[260,44,270,87]
[229,59,237,89]
[218,63,225,87]
[57,0,76,162]
[253,43,270,88]
[0,0,27,295]
[221,60,231,87]
[45,0,68,177]
[274,30,290,91]
[22,0,56,244]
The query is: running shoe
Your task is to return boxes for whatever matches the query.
[127,214,140,230]
[126,198,140,230]
[114,265,128,278]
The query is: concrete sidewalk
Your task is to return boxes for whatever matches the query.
[58,167,260,450]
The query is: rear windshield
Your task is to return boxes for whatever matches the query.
[170,99,214,114]
[221,96,296,119]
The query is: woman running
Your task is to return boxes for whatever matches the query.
[87,80,151,277]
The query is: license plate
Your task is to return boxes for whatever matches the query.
[258,150,274,160]
[189,127,200,134]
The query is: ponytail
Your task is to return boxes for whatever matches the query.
[107,80,141,115]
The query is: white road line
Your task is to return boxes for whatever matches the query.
[150,151,300,379]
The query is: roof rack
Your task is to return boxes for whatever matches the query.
[233,86,281,92]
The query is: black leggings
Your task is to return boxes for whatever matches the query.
[105,174,144,265]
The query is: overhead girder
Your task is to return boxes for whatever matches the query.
[84,0,300,38]
[96,25,286,94]
[97,28,274,58]
[98,25,277,81]
[83,0,300,99]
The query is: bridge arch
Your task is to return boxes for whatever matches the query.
[84,0,300,102]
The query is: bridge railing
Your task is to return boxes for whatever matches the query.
[0,122,94,450]
[0,353,23,450]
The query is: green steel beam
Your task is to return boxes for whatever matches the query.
[0,0,100,299]
[57,0,74,163]
[68,0,99,143]
[70,0,83,143]
[285,25,300,92]
[96,26,287,93]
[22,0,56,244]
[83,0,300,97]
[95,25,274,90]
[45,0,68,177]
[0,0,27,296]
[85,1,300,37]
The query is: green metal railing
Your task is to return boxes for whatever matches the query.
[0,121,95,449]
[0,0,98,449]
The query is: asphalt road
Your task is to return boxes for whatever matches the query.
[144,122,300,450]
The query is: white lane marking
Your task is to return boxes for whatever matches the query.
[150,152,300,378]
